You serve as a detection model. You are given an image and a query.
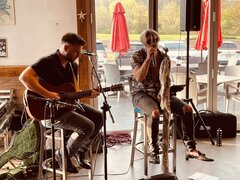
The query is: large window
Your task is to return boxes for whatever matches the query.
[95,0,240,131]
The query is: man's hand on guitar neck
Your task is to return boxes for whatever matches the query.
[89,89,100,98]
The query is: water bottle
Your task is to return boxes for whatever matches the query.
[216,128,222,146]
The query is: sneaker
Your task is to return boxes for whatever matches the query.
[74,151,91,169]
[55,149,78,174]
[149,153,160,164]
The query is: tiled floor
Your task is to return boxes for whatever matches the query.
[68,136,240,180]
[63,93,240,180]
[1,93,240,179]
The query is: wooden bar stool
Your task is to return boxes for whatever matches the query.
[130,107,177,177]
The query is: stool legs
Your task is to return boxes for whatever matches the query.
[130,111,139,166]
[130,113,177,177]
[172,118,177,173]
[38,123,67,179]
[60,129,67,179]
[143,114,148,177]
[88,144,93,180]
[130,112,148,177]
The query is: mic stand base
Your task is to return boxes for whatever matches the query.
[184,98,215,145]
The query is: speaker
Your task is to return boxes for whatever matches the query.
[180,0,201,31]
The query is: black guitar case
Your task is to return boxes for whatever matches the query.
[195,110,237,138]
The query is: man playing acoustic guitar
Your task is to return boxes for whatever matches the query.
[19,33,103,173]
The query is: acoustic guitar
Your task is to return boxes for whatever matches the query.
[24,79,123,120]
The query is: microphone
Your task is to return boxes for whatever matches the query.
[151,54,156,66]
[163,47,169,54]
[81,49,97,56]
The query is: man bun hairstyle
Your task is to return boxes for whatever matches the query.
[61,33,86,46]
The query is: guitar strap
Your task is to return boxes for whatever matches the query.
[69,63,85,112]
[69,63,80,91]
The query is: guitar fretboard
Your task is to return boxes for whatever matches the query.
[60,87,113,101]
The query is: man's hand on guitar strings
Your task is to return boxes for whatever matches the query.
[47,91,60,100]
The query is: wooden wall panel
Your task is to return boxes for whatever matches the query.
[76,0,97,107]
[0,66,27,110]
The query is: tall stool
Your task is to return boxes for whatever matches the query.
[130,107,177,177]
[38,121,94,180]
[38,121,67,180]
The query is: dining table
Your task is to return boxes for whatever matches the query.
[196,74,240,85]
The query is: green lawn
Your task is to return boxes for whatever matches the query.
[97,33,191,41]
[97,33,240,41]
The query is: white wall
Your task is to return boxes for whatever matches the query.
[0,0,77,65]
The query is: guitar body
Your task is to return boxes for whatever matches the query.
[24,79,123,120]
[24,80,76,120]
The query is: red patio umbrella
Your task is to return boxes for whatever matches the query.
[110,2,130,66]
[194,0,222,51]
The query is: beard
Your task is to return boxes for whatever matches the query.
[65,52,75,62]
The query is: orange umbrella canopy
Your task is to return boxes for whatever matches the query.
[110,2,130,53]
[194,0,222,50]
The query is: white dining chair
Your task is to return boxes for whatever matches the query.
[195,62,207,75]
[224,65,240,112]
[102,63,130,102]
[171,72,207,107]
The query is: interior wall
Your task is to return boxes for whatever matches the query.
[0,0,77,66]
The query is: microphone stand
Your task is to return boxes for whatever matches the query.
[184,30,215,145]
[87,55,115,180]
[47,100,57,180]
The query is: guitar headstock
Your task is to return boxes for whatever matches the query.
[109,84,124,92]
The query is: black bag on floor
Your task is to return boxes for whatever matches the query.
[195,110,237,138]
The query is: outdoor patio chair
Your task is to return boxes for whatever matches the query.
[102,63,130,103]
[171,72,207,108]
[224,65,240,113]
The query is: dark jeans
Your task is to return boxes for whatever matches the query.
[132,92,194,144]
[53,103,103,157]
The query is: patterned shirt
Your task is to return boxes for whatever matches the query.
[130,48,168,98]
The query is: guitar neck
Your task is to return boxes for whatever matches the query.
[62,87,112,100]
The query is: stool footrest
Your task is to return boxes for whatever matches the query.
[42,158,66,175]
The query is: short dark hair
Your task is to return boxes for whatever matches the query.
[61,33,86,46]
